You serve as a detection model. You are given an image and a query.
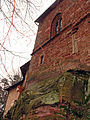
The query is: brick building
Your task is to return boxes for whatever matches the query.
[4,0,90,119]
[26,0,90,88]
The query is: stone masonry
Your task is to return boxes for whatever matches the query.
[26,0,90,88]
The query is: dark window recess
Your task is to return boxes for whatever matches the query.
[50,13,62,38]
[59,18,62,31]
[55,19,62,35]
[55,21,58,34]
[40,55,44,64]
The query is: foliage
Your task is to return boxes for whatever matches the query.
[0,79,9,119]
[54,85,90,119]
[54,97,89,119]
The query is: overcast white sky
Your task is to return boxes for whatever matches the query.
[0,0,55,79]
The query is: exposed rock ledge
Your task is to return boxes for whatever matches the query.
[5,70,90,120]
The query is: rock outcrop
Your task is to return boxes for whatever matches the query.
[5,70,90,120]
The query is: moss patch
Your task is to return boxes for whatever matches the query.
[5,70,90,120]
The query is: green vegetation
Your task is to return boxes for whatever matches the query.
[5,70,90,120]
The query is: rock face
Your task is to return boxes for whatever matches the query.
[5,70,90,120]
[4,0,90,119]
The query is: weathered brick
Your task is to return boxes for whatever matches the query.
[26,0,90,87]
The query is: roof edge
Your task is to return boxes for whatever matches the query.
[35,0,63,23]
[5,80,24,91]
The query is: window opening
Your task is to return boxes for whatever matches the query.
[40,55,43,64]
[59,18,62,31]
[50,13,62,38]
[55,21,59,34]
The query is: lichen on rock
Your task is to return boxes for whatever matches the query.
[5,70,90,120]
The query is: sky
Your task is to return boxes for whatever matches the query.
[0,0,56,79]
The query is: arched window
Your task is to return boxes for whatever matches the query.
[50,13,62,39]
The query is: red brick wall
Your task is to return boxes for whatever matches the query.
[34,0,89,51]
[26,0,90,86]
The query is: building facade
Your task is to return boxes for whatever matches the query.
[4,1,90,119]
[3,61,30,117]
[26,0,90,88]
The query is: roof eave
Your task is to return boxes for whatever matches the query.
[35,0,64,23]
[35,0,57,23]
[5,80,24,91]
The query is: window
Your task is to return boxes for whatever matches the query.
[50,13,62,38]
[55,21,59,34]
[59,18,62,31]
[40,55,44,64]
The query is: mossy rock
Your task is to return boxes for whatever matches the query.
[5,70,90,120]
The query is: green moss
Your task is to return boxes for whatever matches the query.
[5,71,90,120]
